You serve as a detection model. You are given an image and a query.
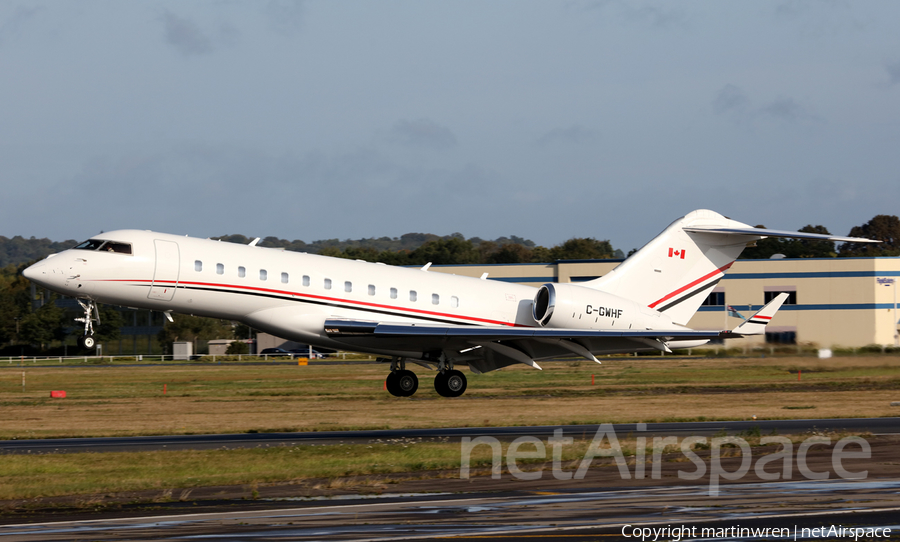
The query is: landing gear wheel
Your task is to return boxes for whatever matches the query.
[386,370,418,397]
[434,371,449,396]
[396,370,418,397]
[435,370,466,397]
[385,372,401,396]
[444,370,467,397]
[80,335,95,349]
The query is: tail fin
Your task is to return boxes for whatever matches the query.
[733,293,789,335]
[582,210,756,325]
[582,209,876,325]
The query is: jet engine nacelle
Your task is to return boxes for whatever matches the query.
[532,282,665,330]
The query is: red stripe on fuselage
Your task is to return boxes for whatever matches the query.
[96,279,522,327]
[648,262,735,309]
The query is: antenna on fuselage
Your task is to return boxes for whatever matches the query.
[248,238,261,246]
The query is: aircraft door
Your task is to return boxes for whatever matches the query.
[149,240,180,301]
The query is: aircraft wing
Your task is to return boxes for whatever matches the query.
[324,319,739,373]
[325,319,732,340]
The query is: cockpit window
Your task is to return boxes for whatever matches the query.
[103,242,132,254]
[74,239,106,250]
[73,239,132,255]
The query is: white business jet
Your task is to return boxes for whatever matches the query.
[23,209,875,397]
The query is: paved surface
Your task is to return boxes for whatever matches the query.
[2,479,899,541]
[2,417,898,454]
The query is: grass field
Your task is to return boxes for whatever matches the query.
[0,429,830,502]
[1,354,898,440]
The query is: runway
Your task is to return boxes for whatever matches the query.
[2,479,899,541]
[2,417,898,454]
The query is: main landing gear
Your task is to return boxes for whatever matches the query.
[384,357,467,398]
[434,369,467,398]
[75,299,98,349]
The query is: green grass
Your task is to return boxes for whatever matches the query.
[0,440,578,501]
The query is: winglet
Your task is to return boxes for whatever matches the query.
[732,293,789,335]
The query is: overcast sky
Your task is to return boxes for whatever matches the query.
[1,1,898,252]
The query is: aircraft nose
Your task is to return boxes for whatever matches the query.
[22,260,45,282]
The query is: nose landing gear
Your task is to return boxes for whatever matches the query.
[75,299,99,350]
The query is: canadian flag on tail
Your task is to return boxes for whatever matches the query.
[668,248,686,259]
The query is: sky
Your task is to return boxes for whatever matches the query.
[1,1,899,253]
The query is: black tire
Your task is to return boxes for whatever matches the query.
[396,370,418,397]
[385,372,402,397]
[434,371,449,397]
[444,370,467,397]
[82,335,95,349]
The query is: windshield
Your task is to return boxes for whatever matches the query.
[73,239,133,255]
[102,242,132,254]
[74,239,106,250]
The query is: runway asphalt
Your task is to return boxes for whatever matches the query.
[2,479,899,541]
[1,417,898,454]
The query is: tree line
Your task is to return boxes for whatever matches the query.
[3,214,897,273]
[738,215,900,259]
[214,234,621,265]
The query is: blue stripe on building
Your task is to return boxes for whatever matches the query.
[699,303,898,312]
[724,271,900,280]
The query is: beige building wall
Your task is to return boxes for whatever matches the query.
[432,257,900,348]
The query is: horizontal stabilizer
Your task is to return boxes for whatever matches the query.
[683,226,879,244]
[732,293,789,335]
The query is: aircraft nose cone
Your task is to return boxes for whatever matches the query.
[22,260,44,282]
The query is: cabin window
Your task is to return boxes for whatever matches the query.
[344,281,352,293]
[390,287,398,299]
[216,263,224,275]
[260,269,267,281]
[194,260,202,272]
[432,293,440,305]
[451,296,459,308]
[324,278,332,290]
[302,275,310,287]
[281,272,289,284]
[409,290,417,302]
[368,284,376,296]
[238,266,246,278]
